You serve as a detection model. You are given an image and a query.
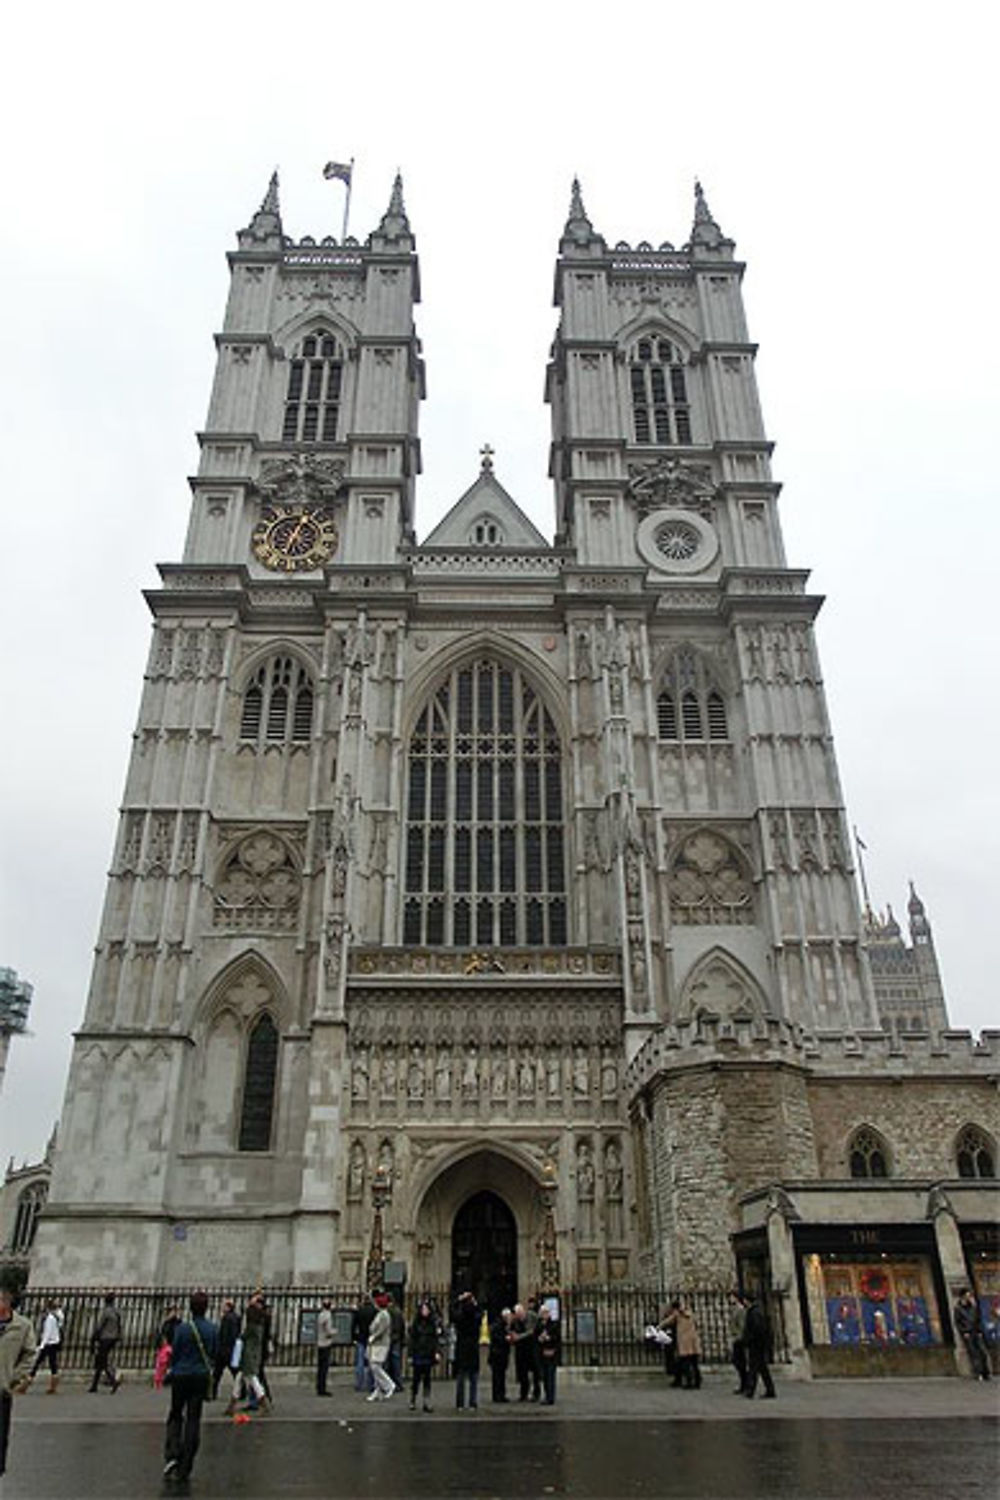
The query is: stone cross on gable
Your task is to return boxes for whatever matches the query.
[479,443,495,471]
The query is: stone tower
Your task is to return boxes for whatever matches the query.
[35,176,893,1293]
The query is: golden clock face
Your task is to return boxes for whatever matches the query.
[251,505,339,572]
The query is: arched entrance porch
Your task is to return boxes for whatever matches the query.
[411,1145,547,1312]
[452,1190,517,1313]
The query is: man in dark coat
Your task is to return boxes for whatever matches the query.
[489,1308,512,1402]
[451,1291,481,1410]
[213,1298,240,1399]
[954,1288,991,1380]
[162,1290,219,1485]
[743,1292,776,1398]
[88,1293,122,1393]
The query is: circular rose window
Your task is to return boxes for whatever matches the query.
[654,519,700,562]
[636,508,718,574]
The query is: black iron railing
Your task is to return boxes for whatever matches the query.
[18,1283,787,1372]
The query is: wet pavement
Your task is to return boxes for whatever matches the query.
[3,1373,997,1498]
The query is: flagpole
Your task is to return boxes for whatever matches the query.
[342,158,354,243]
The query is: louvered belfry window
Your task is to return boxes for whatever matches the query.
[657,648,728,743]
[630,337,692,446]
[403,658,567,947]
[282,329,343,444]
[240,657,314,747]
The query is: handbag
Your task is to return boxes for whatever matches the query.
[230,1335,244,1371]
[154,1341,172,1388]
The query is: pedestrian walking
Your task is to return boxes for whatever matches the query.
[351,1293,375,1392]
[213,1298,240,1401]
[162,1290,218,1486]
[0,1286,36,1480]
[316,1299,335,1396]
[88,1292,122,1393]
[29,1300,64,1393]
[366,1291,395,1401]
[408,1299,441,1411]
[728,1289,748,1393]
[257,1293,274,1405]
[661,1299,702,1389]
[489,1308,512,1402]
[536,1303,561,1405]
[743,1291,776,1399]
[387,1294,406,1391]
[236,1294,269,1412]
[954,1288,992,1381]
[452,1291,481,1410]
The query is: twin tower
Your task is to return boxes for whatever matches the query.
[33,172,964,1314]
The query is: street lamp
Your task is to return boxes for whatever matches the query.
[538,1156,561,1295]
[0,967,33,1096]
[366,1162,391,1292]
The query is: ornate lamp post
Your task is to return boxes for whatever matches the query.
[537,1156,561,1295]
[366,1162,391,1292]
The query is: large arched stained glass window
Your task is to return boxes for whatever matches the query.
[403,658,567,947]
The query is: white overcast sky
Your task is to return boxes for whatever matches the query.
[1,1,997,1165]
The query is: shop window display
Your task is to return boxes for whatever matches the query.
[970,1259,1000,1345]
[803,1254,942,1348]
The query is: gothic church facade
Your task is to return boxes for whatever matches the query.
[34,176,997,1371]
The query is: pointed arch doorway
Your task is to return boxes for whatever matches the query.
[451,1190,517,1315]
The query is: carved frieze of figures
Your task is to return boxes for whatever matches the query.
[346,1000,623,1121]
[626,457,716,520]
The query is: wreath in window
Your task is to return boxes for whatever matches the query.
[859,1268,890,1302]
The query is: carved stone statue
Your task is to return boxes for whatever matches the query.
[347,1142,365,1200]
[462,1043,480,1098]
[351,1048,369,1101]
[435,1047,452,1102]
[407,1044,425,1100]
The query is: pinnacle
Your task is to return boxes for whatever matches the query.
[693,177,714,226]
[568,176,589,224]
[259,170,281,218]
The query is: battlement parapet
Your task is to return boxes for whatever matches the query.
[625,1016,1000,1097]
